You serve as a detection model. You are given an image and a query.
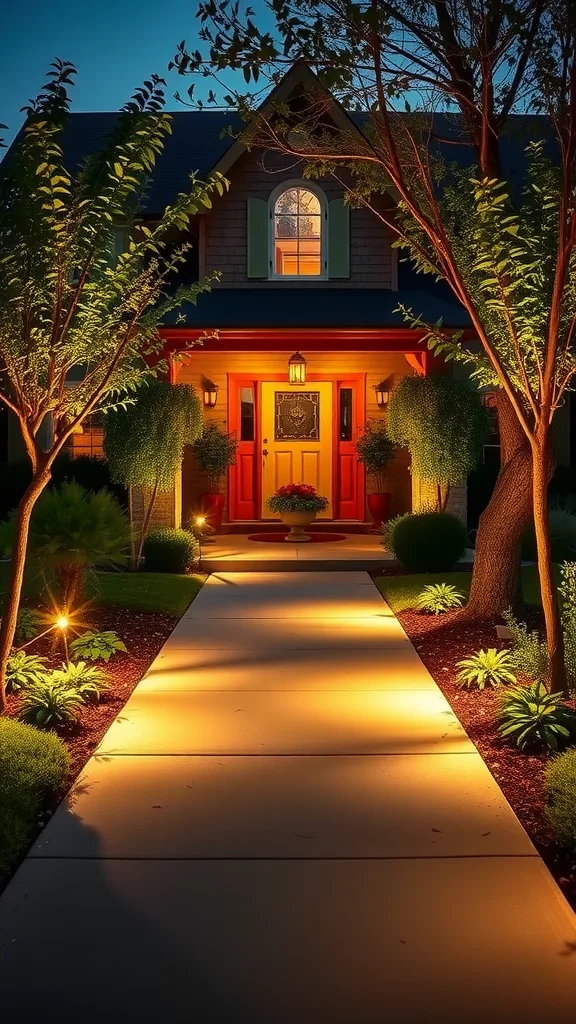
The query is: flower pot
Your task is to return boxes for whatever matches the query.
[367,492,391,532]
[201,492,226,531]
[279,510,318,542]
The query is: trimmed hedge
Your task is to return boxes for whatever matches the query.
[0,719,69,881]
[391,511,468,572]
[143,528,198,574]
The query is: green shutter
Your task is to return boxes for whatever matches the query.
[247,198,269,278]
[327,199,350,278]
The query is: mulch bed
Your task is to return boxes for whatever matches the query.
[5,607,177,785]
[398,607,576,910]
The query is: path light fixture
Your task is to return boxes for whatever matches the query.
[203,382,219,408]
[288,351,306,385]
[374,381,390,409]
[55,613,70,664]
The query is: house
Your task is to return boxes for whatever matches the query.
[6,64,572,529]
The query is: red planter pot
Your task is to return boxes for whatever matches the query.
[366,492,391,531]
[201,492,226,531]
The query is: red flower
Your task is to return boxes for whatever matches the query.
[274,482,318,498]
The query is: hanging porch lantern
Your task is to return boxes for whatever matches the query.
[288,351,306,385]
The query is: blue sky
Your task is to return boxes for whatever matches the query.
[1,0,265,144]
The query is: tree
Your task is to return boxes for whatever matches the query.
[387,375,489,512]
[0,61,227,709]
[175,0,576,691]
[103,377,203,566]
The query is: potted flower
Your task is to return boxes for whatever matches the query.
[192,422,237,530]
[266,484,329,542]
[355,421,395,530]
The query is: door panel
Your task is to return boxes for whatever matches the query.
[261,381,333,518]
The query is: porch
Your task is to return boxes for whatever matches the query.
[198,531,393,571]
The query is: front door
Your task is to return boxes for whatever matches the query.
[261,381,333,518]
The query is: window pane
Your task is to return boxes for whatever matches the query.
[339,388,353,441]
[240,387,255,442]
[273,187,323,277]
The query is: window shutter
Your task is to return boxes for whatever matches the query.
[247,198,269,278]
[327,199,350,278]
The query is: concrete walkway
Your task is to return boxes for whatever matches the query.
[1,572,576,1022]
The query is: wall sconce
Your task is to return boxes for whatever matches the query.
[288,351,306,385]
[203,382,219,408]
[374,381,390,408]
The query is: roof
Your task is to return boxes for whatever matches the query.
[162,287,471,330]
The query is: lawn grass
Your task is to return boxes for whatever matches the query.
[0,561,205,618]
[374,563,554,614]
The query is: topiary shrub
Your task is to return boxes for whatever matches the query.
[0,718,69,880]
[391,511,468,572]
[192,422,237,493]
[143,528,198,573]
[544,750,576,851]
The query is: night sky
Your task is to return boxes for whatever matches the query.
[1,0,267,145]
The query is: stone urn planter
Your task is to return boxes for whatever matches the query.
[279,510,318,542]
[266,484,329,543]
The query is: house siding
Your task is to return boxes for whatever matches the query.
[204,149,395,288]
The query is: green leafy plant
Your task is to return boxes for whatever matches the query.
[456,649,517,690]
[387,376,489,511]
[50,661,110,704]
[18,679,85,730]
[496,682,576,752]
[544,749,576,851]
[414,583,465,614]
[266,483,329,514]
[391,511,468,572]
[5,651,49,694]
[14,608,43,643]
[354,422,395,493]
[1,482,132,609]
[559,561,576,691]
[104,378,202,567]
[192,422,237,493]
[503,610,549,684]
[380,513,410,551]
[0,719,69,881]
[69,630,127,663]
[143,528,199,573]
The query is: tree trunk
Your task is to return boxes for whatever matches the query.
[135,480,160,568]
[459,393,534,620]
[532,429,566,694]
[0,470,51,709]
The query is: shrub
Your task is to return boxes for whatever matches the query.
[5,481,131,607]
[51,454,127,506]
[380,512,410,551]
[354,422,395,492]
[6,651,49,694]
[192,422,237,493]
[522,506,576,563]
[559,561,576,691]
[414,583,465,614]
[496,682,576,752]
[143,528,198,573]
[70,629,127,663]
[544,750,576,851]
[51,661,110,703]
[0,719,69,880]
[18,678,85,730]
[391,511,468,572]
[456,649,517,690]
[387,375,489,510]
[266,484,330,514]
[503,610,549,684]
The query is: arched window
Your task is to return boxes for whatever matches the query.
[272,185,324,277]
